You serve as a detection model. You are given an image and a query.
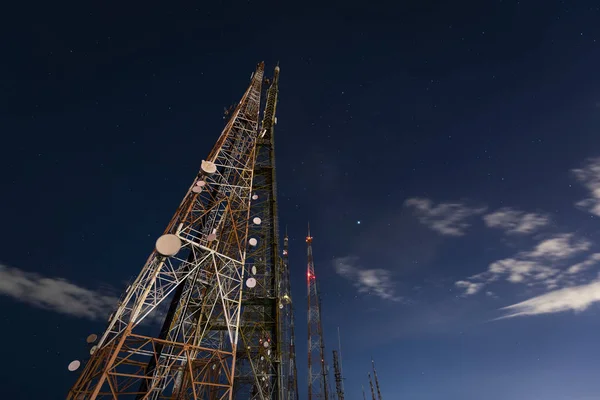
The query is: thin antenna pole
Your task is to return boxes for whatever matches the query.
[362,385,367,400]
[337,327,345,392]
[368,373,377,400]
[372,359,383,400]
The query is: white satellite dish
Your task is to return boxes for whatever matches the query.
[207,233,217,242]
[68,360,81,372]
[196,180,206,187]
[156,234,182,257]
[90,345,97,355]
[248,238,258,247]
[252,194,259,200]
[192,186,203,193]
[246,278,257,288]
[201,160,217,175]
[251,266,257,275]
[253,217,262,225]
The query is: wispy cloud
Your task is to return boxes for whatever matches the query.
[333,256,402,301]
[572,157,600,216]
[0,264,118,320]
[483,207,550,234]
[525,233,591,259]
[404,197,487,236]
[455,233,592,296]
[499,279,600,319]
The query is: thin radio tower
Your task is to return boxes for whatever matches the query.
[372,359,383,400]
[368,373,377,400]
[306,225,330,400]
[67,63,285,400]
[283,229,300,400]
[332,351,344,400]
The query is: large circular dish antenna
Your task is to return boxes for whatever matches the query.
[156,234,182,257]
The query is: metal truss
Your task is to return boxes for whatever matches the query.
[67,62,265,400]
[306,230,330,400]
[233,65,288,400]
[282,233,299,400]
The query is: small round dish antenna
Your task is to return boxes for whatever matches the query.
[86,334,98,344]
[156,234,182,257]
[201,160,217,175]
[207,233,217,242]
[251,266,257,275]
[246,278,257,288]
[252,194,259,200]
[68,360,81,372]
[248,238,257,247]
[192,186,203,193]
[253,217,262,225]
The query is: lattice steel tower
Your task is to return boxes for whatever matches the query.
[67,62,294,400]
[306,226,329,400]
[282,231,299,400]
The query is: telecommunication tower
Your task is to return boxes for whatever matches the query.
[67,62,293,399]
[306,226,330,400]
[282,231,300,400]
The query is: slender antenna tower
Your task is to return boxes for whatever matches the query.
[372,359,383,400]
[283,229,300,400]
[368,373,377,400]
[307,224,330,400]
[233,63,288,398]
[332,351,344,400]
[362,385,367,400]
[67,63,269,400]
[337,327,345,392]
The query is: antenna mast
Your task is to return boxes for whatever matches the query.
[307,225,330,400]
[332,351,344,400]
[368,373,377,400]
[282,229,299,400]
[372,359,383,400]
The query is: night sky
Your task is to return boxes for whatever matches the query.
[2,1,600,399]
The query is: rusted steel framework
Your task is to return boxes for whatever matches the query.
[67,63,266,400]
[233,64,295,399]
[306,227,329,400]
[371,360,382,400]
[282,232,299,400]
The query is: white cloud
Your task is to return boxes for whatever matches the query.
[572,157,600,216]
[455,233,592,296]
[404,197,487,236]
[499,279,600,319]
[567,253,600,275]
[483,207,550,234]
[333,256,402,301]
[455,280,484,295]
[0,264,118,320]
[526,233,591,259]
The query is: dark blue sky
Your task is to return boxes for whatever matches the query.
[2,1,600,399]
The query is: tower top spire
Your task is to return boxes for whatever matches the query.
[306,222,312,243]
